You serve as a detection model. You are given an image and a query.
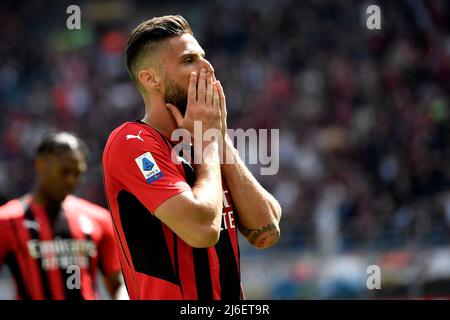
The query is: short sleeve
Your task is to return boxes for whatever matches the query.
[106,127,191,214]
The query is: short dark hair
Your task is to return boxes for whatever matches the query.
[35,131,89,159]
[125,15,193,85]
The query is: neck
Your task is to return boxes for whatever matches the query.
[141,95,179,139]
[32,189,62,218]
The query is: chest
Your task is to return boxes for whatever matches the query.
[14,209,100,271]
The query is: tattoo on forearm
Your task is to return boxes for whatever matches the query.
[238,222,279,244]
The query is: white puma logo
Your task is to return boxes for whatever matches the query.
[23,220,40,231]
[126,130,144,141]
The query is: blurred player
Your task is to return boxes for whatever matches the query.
[103,15,282,300]
[0,131,122,300]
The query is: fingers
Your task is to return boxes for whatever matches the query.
[187,71,197,107]
[166,103,184,128]
[216,80,227,117]
[213,82,220,111]
[215,80,227,137]
[206,71,213,107]
[197,68,207,104]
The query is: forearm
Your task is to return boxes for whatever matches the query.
[153,141,223,248]
[221,136,281,248]
[192,141,223,227]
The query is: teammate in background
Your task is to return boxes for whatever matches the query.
[103,15,282,300]
[0,194,6,206]
[0,131,122,300]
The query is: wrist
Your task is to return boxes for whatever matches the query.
[197,139,220,164]
[221,136,238,166]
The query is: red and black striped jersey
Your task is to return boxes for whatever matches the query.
[0,195,120,300]
[102,121,243,300]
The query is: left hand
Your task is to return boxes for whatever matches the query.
[215,80,227,139]
[215,80,236,164]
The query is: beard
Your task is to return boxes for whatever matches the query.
[164,78,188,117]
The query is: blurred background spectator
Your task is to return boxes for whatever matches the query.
[1,0,450,299]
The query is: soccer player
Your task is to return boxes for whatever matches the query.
[102,15,282,300]
[0,132,122,300]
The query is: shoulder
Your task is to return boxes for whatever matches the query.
[103,122,173,171]
[0,198,25,221]
[64,195,110,224]
[104,122,168,158]
[104,122,166,149]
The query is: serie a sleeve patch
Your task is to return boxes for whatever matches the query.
[134,151,164,184]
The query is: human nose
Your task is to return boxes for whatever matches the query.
[200,58,214,75]
[65,173,80,191]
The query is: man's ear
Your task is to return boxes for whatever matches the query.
[138,68,161,90]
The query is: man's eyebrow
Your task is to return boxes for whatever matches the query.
[179,51,206,59]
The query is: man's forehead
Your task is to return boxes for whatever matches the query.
[165,33,204,57]
[42,150,86,164]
